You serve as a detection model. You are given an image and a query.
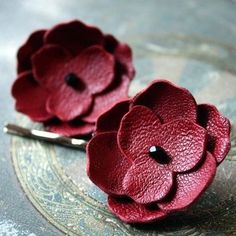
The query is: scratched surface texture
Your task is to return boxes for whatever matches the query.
[1,0,236,235]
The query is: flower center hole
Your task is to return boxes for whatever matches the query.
[149,146,171,164]
[64,73,85,90]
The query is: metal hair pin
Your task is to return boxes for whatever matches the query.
[3,123,87,150]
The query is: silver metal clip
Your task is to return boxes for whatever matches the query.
[3,123,87,151]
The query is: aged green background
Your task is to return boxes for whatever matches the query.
[0,0,236,235]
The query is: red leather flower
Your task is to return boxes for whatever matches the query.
[87,80,231,223]
[12,20,134,137]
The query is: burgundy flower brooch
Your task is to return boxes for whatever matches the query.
[87,80,231,223]
[8,20,231,224]
[12,20,134,136]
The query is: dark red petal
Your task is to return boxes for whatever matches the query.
[123,158,173,204]
[46,119,94,137]
[119,105,207,172]
[114,43,135,79]
[159,119,207,172]
[70,46,115,94]
[82,76,130,123]
[197,104,231,164]
[108,196,167,224]
[133,80,197,123]
[17,30,46,73]
[104,35,135,79]
[12,71,53,121]
[118,105,162,161]
[32,45,71,89]
[45,20,103,55]
[96,100,130,134]
[104,34,119,53]
[46,84,93,121]
[87,132,131,195]
[159,151,216,212]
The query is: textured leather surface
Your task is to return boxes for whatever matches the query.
[34,45,115,121]
[118,105,162,160]
[3,0,236,234]
[132,80,197,123]
[81,77,130,123]
[198,104,231,164]
[88,80,231,223]
[32,45,72,89]
[108,196,167,224]
[33,45,114,121]
[87,132,131,195]
[17,30,46,73]
[96,100,130,133]
[44,20,104,55]
[123,158,173,204]
[118,105,207,172]
[104,34,135,79]
[33,45,115,94]
[46,84,92,122]
[159,151,216,212]
[12,20,134,136]
[12,71,53,121]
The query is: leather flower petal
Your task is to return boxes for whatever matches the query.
[17,30,46,73]
[12,20,134,137]
[108,196,167,224]
[133,80,197,123]
[198,104,231,164]
[113,43,135,79]
[96,100,130,134]
[87,80,230,224]
[87,132,131,195]
[119,106,206,172]
[118,105,162,161]
[32,45,71,89]
[104,34,118,52]
[47,85,92,121]
[104,35,134,78]
[159,152,216,212]
[104,34,134,78]
[12,71,53,121]
[82,76,130,123]
[69,46,115,94]
[45,20,103,55]
[123,158,173,204]
[159,119,207,172]
[33,45,114,94]
[46,119,94,137]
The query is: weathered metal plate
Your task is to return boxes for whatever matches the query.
[11,34,236,235]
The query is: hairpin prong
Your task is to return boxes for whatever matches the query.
[3,123,87,150]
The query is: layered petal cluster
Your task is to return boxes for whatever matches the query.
[87,80,231,223]
[12,20,134,137]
